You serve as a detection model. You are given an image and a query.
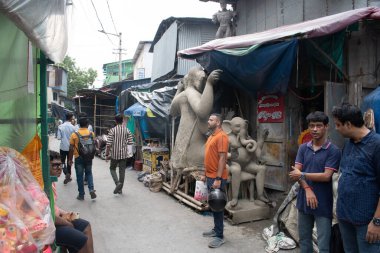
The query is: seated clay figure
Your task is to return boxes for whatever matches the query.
[222,117,269,208]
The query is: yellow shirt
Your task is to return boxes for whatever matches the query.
[69,128,95,158]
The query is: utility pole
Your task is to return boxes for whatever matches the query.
[99,30,125,81]
[118,32,122,81]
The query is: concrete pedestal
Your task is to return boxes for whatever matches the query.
[225,199,270,224]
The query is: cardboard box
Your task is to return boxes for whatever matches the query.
[142,147,169,173]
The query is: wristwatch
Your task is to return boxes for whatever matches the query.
[372,217,380,226]
[216,177,222,181]
[300,172,306,181]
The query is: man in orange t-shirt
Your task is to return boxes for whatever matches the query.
[202,113,229,248]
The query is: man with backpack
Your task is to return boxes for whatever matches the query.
[68,113,97,200]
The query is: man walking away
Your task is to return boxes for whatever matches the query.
[202,113,229,248]
[57,112,76,184]
[68,112,97,200]
[289,111,341,253]
[105,114,134,194]
[332,103,380,253]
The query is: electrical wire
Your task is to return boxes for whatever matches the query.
[106,0,118,34]
[90,0,116,46]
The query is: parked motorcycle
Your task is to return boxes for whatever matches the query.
[94,134,107,160]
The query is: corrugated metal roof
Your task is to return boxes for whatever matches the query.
[149,17,213,52]
[132,41,152,63]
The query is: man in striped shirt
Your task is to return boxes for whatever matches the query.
[105,114,134,194]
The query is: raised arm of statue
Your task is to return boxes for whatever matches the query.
[187,69,222,121]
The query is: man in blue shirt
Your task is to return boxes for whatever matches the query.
[289,111,341,253]
[332,103,380,253]
[57,112,76,184]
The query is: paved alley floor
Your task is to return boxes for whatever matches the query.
[50,137,298,253]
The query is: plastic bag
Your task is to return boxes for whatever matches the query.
[0,147,55,250]
[0,203,39,252]
[194,180,208,202]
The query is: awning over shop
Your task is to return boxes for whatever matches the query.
[51,102,73,121]
[197,39,298,94]
[130,86,177,118]
[178,7,380,58]
[177,7,380,94]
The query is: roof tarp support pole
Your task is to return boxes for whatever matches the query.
[94,95,97,135]
[39,51,51,196]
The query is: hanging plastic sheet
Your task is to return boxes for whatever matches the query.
[0,0,68,63]
[196,39,298,94]
[0,13,37,151]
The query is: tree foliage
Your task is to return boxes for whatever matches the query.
[59,56,97,98]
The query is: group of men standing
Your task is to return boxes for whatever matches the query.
[201,103,380,252]
[57,112,134,200]
[289,103,380,253]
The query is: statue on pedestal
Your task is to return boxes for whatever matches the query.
[212,0,237,39]
[222,117,269,209]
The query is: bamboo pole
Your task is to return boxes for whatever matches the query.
[162,184,207,211]
[163,182,207,207]
[93,95,97,134]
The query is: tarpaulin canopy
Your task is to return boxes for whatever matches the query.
[178,7,380,58]
[130,86,177,117]
[124,102,155,118]
[124,102,167,140]
[177,7,380,94]
[51,102,73,121]
[197,39,298,94]
[0,0,68,63]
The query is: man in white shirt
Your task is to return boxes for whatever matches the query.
[58,112,76,184]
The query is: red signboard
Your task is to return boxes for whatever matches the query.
[257,94,284,123]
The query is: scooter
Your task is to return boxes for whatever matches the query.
[94,134,107,160]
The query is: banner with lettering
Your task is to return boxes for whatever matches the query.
[257,94,284,123]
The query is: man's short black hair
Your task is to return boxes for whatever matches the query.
[115,114,123,124]
[78,112,88,128]
[210,113,223,123]
[332,103,364,127]
[65,112,74,121]
[306,111,329,125]
[49,150,61,161]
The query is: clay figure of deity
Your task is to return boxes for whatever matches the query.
[170,67,222,191]
[212,0,237,39]
[222,117,269,208]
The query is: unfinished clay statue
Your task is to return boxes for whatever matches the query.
[170,67,222,191]
[222,117,269,208]
[212,0,237,38]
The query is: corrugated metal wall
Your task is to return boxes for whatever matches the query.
[177,23,217,76]
[151,22,178,81]
[237,0,372,35]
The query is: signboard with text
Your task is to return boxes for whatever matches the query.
[257,94,284,123]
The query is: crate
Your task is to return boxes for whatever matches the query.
[142,147,169,173]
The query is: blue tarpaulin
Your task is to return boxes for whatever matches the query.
[196,39,298,94]
[362,86,380,134]
[124,102,150,139]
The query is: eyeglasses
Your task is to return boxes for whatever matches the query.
[51,163,63,169]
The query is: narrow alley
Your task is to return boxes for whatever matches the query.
[50,137,274,253]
